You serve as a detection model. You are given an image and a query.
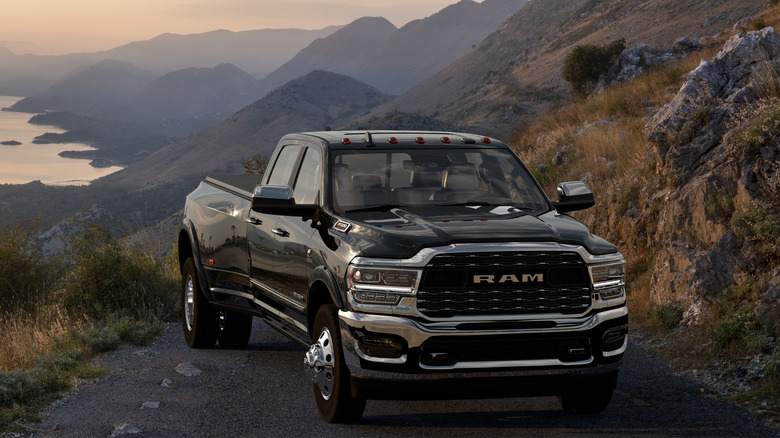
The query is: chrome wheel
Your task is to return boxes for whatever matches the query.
[184,275,195,331]
[305,326,335,400]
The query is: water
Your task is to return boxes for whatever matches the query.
[0,96,123,186]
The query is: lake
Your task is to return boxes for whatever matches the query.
[0,96,122,186]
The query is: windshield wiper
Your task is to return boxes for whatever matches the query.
[440,201,497,207]
[343,204,402,213]
[439,202,536,213]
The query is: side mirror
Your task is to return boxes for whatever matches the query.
[251,185,318,217]
[553,181,595,213]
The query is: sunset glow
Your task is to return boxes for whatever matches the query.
[0,0,467,55]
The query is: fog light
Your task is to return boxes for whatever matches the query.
[603,325,628,354]
[598,285,625,300]
[357,334,406,359]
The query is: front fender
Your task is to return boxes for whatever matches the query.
[309,265,344,309]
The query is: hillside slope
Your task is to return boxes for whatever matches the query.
[256,17,398,96]
[258,0,528,96]
[102,71,393,188]
[375,0,767,137]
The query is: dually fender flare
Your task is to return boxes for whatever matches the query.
[308,265,344,310]
[180,218,213,301]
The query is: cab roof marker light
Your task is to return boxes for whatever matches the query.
[342,138,351,145]
[415,137,425,144]
[388,137,398,144]
[441,136,451,144]
[482,137,491,144]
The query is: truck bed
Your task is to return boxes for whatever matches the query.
[205,175,263,200]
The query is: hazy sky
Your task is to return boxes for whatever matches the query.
[0,0,467,55]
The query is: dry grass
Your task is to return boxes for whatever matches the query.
[0,306,84,372]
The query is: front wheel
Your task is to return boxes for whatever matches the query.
[558,371,618,414]
[181,258,218,348]
[307,304,365,423]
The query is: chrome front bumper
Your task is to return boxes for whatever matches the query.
[338,306,628,381]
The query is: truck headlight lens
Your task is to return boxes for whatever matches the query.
[347,266,421,304]
[588,262,626,285]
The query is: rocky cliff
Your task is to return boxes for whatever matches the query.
[634,28,779,333]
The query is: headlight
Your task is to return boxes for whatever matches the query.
[347,266,421,305]
[589,261,626,307]
[588,262,626,285]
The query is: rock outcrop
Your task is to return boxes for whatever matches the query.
[594,37,701,93]
[644,27,780,329]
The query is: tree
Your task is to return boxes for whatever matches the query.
[562,38,626,98]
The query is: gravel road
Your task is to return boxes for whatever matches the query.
[24,320,779,437]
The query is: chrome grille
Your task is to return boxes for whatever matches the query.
[417,251,591,317]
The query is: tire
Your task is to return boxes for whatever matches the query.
[310,304,366,423]
[217,311,252,348]
[181,258,218,348]
[558,371,618,414]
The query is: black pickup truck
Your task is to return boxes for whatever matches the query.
[178,131,628,422]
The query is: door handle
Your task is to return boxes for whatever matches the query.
[246,217,262,225]
[272,228,289,237]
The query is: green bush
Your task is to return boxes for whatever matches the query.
[61,223,178,320]
[730,202,780,259]
[242,154,270,175]
[711,305,759,345]
[0,371,45,409]
[562,38,625,97]
[0,221,53,315]
[651,303,685,328]
[705,188,735,221]
[732,102,780,149]
[766,350,780,376]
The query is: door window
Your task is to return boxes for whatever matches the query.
[293,148,321,204]
[267,145,302,186]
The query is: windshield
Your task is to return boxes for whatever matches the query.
[330,148,549,214]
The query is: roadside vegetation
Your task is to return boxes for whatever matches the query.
[0,220,178,434]
[509,6,780,426]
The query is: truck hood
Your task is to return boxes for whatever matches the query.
[331,207,616,259]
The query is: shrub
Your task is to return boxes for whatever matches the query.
[732,102,780,150]
[61,223,178,320]
[730,202,780,259]
[0,221,53,315]
[0,371,44,409]
[651,303,685,328]
[711,305,759,345]
[704,188,735,221]
[766,350,780,376]
[666,169,689,188]
[562,38,626,98]
[242,154,270,175]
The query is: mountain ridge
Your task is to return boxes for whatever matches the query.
[101,70,394,189]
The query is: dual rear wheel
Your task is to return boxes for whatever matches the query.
[181,258,251,349]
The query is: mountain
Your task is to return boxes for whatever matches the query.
[345,0,529,94]
[257,0,528,96]
[101,27,341,77]
[6,59,157,115]
[256,17,398,96]
[0,27,340,96]
[103,71,394,189]
[373,0,768,136]
[113,63,259,124]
